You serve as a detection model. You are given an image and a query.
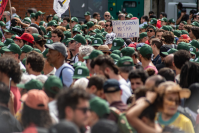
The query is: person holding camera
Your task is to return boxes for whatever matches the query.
[176,8,189,25]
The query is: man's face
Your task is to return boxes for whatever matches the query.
[163,92,179,116]
[97,15,101,21]
[141,18,145,23]
[2,12,10,22]
[104,12,111,20]
[94,65,109,78]
[141,37,148,43]
[46,49,60,65]
[161,21,167,27]
[160,14,163,19]
[100,22,105,28]
[38,15,44,21]
[178,23,184,30]
[4,32,13,39]
[119,16,125,20]
[71,21,77,28]
[14,39,24,48]
[25,27,33,34]
[68,40,79,52]
[63,20,68,27]
[156,32,163,40]
[85,15,90,21]
[147,28,155,38]
[105,22,112,32]
[71,99,90,127]
[51,33,61,43]
[130,78,143,91]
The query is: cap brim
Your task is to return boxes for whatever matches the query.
[3,29,9,32]
[1,48,11,52]
[17,84,25,89]
[162,52,169,56]
[92,44,101,46]
[15,36,21,40]
[73,75,90,79]
[190,51,196,55]
[83,56,90,60]
[45,44,55,49]
[111,46,121,51]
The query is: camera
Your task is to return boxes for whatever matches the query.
[11,27,25,36]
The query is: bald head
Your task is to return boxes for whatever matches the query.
[11,7,16,13]
[26,27,39,34]
[145,75,166,89]
[165,54,175,69]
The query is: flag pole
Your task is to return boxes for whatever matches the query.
[8,0,12,19]
[68,3,73,37]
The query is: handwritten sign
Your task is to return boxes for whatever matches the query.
[112,19,139,38]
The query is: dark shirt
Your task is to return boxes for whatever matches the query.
[152,54,161,66]
[0,105,23,132]
[110,101,127,112]
[84,20,88,24]
[180,14,189,22]
[156,61,165,71]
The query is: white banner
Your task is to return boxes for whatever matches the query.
[112,19,139,38]
[53,0,70,17]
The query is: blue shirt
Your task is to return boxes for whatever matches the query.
[152,54,161,66]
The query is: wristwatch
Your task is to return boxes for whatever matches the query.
[145,98,151,105]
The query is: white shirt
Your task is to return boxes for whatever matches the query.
[12,13,18,18]
[139,22,148,28]
[71,54,79,64]
[6,20,10,29]
[49,100,59,124]
[46,68,56,77]
[55,63,74,87]
[119,79,132,104]
[19,61,26,70]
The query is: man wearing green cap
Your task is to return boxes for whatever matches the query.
[44,75,63,123]
[20,45,33,61]
[35,11,45,26]
[126,13,133,20]
[111,38,125,51]
[168,18,175,25]
[138,32,148,43]
[71,17,78,28]
[87,96,110,127]
[72,66,90,81]
[87,21,94,34]
[2,43,25,70]
[190,39,199,51]
[84,11,91,24]
[149,18,157,27]
[72,27,81,37]
[121,47,140,65]
[160,17,168,27]
[139,44,158,74]
[91,38,103,49]
[30,13,36,24]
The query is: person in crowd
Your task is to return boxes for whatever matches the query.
[151,38,162,66]
[32,33,46,52]
[146,25,156,45]
[25,26,39,34]
[104,11,111,21]
[51,29,64,43]
[14,33,34,48]
[93,12,100,21]
[176,8,189,24]
[118,13,125,20]
[84,11,91,24]
[121,47,140,65]
[35,11,45,25]
[139,15,148,28]
[162,31,177,48]
[155,29,164,40]
[2,11,11,29]
[158,68,175,81]
[145,75,166,89]
[189,26,199,41]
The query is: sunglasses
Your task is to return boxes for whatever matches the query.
[147,30,154,32]
[105,15,110,17]
[75,107,90,114]
[103,52,110,55]
[105,24,110,27]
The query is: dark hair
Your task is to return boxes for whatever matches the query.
[0,57,21,84]
[183,25,192,32]
[26,51,44,72]
[126,95,134,104]
[92,55,119,74]
[174,50,191,69]
[150,15,156,18]
[151,38,163,49]
[177,2,183,9]
[139,104,157,122]
[0,82,10,105]
[63,17,70,22]
[190,26,199,39]
[79,21,84,25]
[87,75,106,91]
[119,66,134,73]
[155,29,164,36]
[106,20,112,26]
[142,15,149,22]
[35,36,46,47]
[118,14,125,20]
[27,8,37,14]
[21,103,52,128]
[52,29,64,41]
[162,31,174,44]
[128,69,149,84]
[57,88,90,119]
[125,39,132,45]
[180,61,199,88]
[160,12,167,18]
[142,54,152,60]
[158,68,175,81]
[149,11,154,15]
[93,12,99,18]
[44,87,61,99]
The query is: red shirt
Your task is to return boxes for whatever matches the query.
[145,40,150,45]
[10,86,21,113]
[23,124,37,133]
[157,20,162,28]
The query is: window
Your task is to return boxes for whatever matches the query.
[123,1,136,8]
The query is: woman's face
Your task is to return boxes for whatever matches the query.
[163,92,180,116]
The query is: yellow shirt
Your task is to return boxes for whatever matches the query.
[156,112,195,133]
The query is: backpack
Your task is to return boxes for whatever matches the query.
[110,107,137,133]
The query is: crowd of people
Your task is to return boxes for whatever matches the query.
[0,5,199,133]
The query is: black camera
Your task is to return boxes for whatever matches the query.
[11,27,25,36]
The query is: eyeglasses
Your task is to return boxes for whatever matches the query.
[103,52,110,55]
[105,24,110,27]
[105,15,110,17]
[75,107,90,114]
[147,30,154,32]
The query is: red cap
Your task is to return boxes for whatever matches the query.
[21,89,48,110]
[179,34,190,41]
[128,43,137,49]
[131,17,138,20]
[15,33,34,44]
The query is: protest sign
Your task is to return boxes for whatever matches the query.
[112,19,139,38]
[53,0,70,17]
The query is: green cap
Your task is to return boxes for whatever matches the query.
[173,30,182,37]
[90,97,110,118]
[92,38,103,46]
[74,24,82,29]
[71,17,78,22]
[101,28,105,33]
[121,47,135,57]
[149,18,157,25]
[43,48,48,58]
[181,30,189,35]
[62,31,71,42]
[73,66,89,79]
[72,27,81,33]
[21,45,33,53]
[189,46,196,55]
[111,38,124,50]
[0,21,6,27]
[141,24,148,29]
[17,79,43,90]
[81,24,88,30]
[138,32,147,42]
[32,33,42,41]
[73,61,86,68]
[45,31,52,38]
[161,17,168,22]
[70,34,86,45]
[4,38,15,46]
[93,29,101,34]
[190,40,199,49]
[44,75,63,93]
[139,44,153,57]
[126,13,133,18]
[0,42,4,47]
[168,26,173,31]
[191,21,199,27]
[2,43,21,55]
[39,21,45,26]
[47,21,58,27]
[161,25,170,31]
[36,11,45,17]
[32,48,42,53]
[117,56,134,67]
[169,18,175,23]
[181,21,187,25]
[46,39,53,44]
[194,57,199,63]
[4,28,16,34]
[87,21,94,29]
[11,35,17,40]
[148,25,156,31]
[102,32,107,37]
[39,26,46,35]
[84,11,91,16]
[23,17,31,24]
[30,13,35,18]
[110,53,120,63]
[177,42,190,51]
[94,34,104,42]
[63,39,71,46]
[162,48,178,56]
[112,50,121,57]
[53,15,59,22]
[83,50,103,60]
[196,51,199,58]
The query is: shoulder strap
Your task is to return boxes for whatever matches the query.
[59,66,73,86]
[110,107,121,116]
